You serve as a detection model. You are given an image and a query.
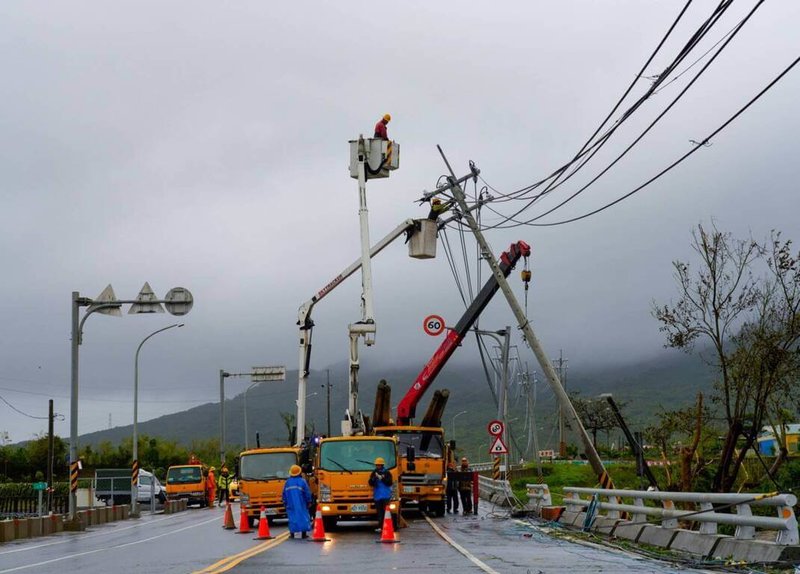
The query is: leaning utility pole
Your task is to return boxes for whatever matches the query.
[556,351,568,458]
[434,149,613,489]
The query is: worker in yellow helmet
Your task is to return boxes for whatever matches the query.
[374,113,391,139]
[368,457,393,532]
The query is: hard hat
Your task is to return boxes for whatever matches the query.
[432,198,441,205]
[290,464,302,477]
[383,113,391,122]
[461,457,468,463]
[209,466,215,472]
[374,457,385,465]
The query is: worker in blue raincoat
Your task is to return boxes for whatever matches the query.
[282,465,312,538]
[368,457,393,532]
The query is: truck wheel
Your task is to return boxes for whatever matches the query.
[248,516,258,528]
[431,501,445,517]
[392,513,399,529]
[322,516,336,531]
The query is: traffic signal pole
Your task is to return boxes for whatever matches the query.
[435,148,613,489]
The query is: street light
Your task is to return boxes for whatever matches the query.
[69,284,193,523]
[451,410,468,444]
[243,381,267,450]
[132,323,183,517]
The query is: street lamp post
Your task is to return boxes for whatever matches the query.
[69,284,193,524]
[451,410,468,444]
[472,327,511,474]
[219,366,286,465]
[132,323,183,517]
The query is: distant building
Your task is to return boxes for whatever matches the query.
[757,424,800,456]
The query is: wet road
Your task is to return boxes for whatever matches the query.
[0,505,710,573]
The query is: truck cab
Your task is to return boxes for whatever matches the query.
[165,464,207,507]
[374,425,446,516]
[313,435,399,530]
[237,447,301,526]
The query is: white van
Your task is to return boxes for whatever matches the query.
[137,469,167,504]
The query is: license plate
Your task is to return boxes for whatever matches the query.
[265,508,277,515]
[350,503,368,513]
[403,486,415,494]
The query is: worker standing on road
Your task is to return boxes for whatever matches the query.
[368,457,393,532]
[374,113,391,139]
[206,466,216,507]
[445,460,459,514]
[217,465,232,507]
[458,457,473,515]
[282,465,312,539]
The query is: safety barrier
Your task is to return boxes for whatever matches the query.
[477,474,514,507]
[525,484,552,513]
[0,504,142,544]
[562,487,800,563]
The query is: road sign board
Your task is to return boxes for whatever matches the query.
[422,314,446,336]
[487,420,504,436]
[129,282,165,314]
[251,366,286,382]
[88,284,122,317]
[164,287,193,316]
[32,482,47,491]
[489,436,508,455]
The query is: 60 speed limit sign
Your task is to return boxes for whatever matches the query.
[423,314,446,336]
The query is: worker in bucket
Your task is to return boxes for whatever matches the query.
[458,457,474,515]
[368,457,393,532]
[282,465,312,539]
[374,113,391,139]
[427,197,453,221]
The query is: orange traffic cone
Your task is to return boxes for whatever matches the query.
[310,505,328,542]
[222,501,236,530]
[236,503,252,534]
[378,508,399,543]
[253,506,273,540]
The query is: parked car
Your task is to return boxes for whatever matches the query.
[95,468,166,505]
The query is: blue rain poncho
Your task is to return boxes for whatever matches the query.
[282,475,312,534]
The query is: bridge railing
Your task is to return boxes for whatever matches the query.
[525,484,552,513]
[477,474,514,507]
[563,487,799,545]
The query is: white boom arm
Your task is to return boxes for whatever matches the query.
[295,219,416,445]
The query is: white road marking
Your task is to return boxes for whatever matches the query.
[0,515,220,573]
[0,514,179,555]
[424,515,500,574]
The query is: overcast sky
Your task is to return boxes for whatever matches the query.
[1,1,798,443]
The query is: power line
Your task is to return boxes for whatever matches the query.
[528,54,800,227]
[0,393,49,420]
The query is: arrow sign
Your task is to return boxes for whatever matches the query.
[489,436,508,455]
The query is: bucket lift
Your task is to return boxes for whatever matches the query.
[343,136,399,435]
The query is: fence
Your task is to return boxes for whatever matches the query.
[0,495,68,517]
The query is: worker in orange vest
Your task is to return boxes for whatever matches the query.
[206,466,217,507]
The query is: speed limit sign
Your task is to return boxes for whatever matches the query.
[423,314,446,336]
[487,420,504,436]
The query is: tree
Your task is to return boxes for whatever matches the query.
[654,224,800,491]
[570,393,619,449]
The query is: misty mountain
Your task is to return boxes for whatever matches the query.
[75,349,715,457]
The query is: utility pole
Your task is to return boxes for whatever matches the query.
[434,149,613,489]
[324,370,332,437]
[47,399,54,513]
[556,350,568,458]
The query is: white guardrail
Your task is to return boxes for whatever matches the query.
[477,475,513,506]
[525,484,552,513]
[563,487,799,546]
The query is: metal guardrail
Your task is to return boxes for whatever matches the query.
[477,474,514,507]
[563,487,799,545]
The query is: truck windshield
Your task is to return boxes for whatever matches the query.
[396,431,444,458]
[319,440,396,472]
[240,452,297,480]
[166,467,201,484]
